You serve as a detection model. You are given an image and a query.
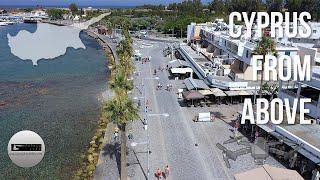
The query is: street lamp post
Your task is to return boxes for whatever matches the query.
[141,77,158,180]
[132,73,159,178]
[134,52,168,179]
[137,74,169,180]
[146,113,169,180]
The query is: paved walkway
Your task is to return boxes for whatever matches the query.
[94,37,285,180]
[125,39,284,180]
[94,35,121,180]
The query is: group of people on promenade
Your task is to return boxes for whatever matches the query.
[154,65,167,75]
[141,56,151,64]
[155,165,170,179]
[156,82,173,91]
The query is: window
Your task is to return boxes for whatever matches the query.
[285,51,290,56]
[313,30,317,34]
[246,50,250,58]
[239,61,244,71]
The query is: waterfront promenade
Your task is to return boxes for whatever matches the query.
[93,37,284,179]
[93,34,121,180]
[127,38,284,179]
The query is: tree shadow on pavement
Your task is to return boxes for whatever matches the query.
[102,142,121,176]
[211,111,226,120]
[127,148,147,180]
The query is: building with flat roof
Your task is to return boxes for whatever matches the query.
[193,21,299,81]
[279,66,320,119]
[182,21,300,90]
[277,22,320,64]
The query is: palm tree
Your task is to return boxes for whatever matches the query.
[103,94,139,180]
[253,35,278,97]
[116,31,135,78]
[262,82,279,100]
[109,68,133,94]
[117,39,133,58]
[104,21,138,179]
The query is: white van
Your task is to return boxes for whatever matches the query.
[193,112,215,122]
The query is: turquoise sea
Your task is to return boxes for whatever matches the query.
[0,23,108,179]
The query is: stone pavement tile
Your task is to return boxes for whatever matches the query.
[125,39,286,180]
[94,123,120,180]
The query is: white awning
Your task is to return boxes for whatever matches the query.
[225,90,240,96]
[169,59,190,68]
[198,89,213,96]
[238,90,252,96]
[211,88,226,97]
[171,68,193,74]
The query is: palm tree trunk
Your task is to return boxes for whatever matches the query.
[120,124,127,180]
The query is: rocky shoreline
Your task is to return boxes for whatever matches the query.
[74,29,117,179]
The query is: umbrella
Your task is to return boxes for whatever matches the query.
[182,90,205,105]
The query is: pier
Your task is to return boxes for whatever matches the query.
[41,19,78,26]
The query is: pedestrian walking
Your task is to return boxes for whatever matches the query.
[128,130,133,140]
[163,165,170,179]
[138,99,141,108]
[114,127,119,133]
[254,130,259,144]
[234,120,240,137]
[155,168,162,179]
[113,132,118,141]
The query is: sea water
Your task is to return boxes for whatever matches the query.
[0,23,108,179]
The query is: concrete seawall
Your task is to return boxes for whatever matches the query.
[85,30,117,66]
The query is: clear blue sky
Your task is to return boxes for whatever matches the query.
[0,0,211,7]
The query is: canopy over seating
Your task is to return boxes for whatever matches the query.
[225,90,240,97]
[170,68,193,74]
[184,78,209,91]
[198,89,214,96]
[234,164,303,180]
[182,90,205,100]
[246,89,256,95]
[238,90,252,96]
[211,88,226,97]
[169,59,190,68]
